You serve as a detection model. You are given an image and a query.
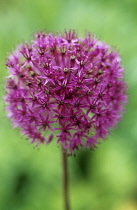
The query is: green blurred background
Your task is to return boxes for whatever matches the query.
[0,0,137,209]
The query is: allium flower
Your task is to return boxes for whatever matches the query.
[5,30,127,154]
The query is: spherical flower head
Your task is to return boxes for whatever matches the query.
[4,30,127,155]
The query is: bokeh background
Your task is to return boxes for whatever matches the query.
[0,0,137,209]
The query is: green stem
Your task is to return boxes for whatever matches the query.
[62,147,70,210]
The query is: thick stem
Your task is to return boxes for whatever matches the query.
[62,147,70,210]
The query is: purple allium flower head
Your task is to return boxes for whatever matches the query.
[5,30,127,154]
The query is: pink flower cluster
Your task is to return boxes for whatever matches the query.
[5,30,127,154]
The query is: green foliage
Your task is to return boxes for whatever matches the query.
[0,0,137,209]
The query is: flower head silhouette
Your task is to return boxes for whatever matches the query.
[5,30,127,154]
